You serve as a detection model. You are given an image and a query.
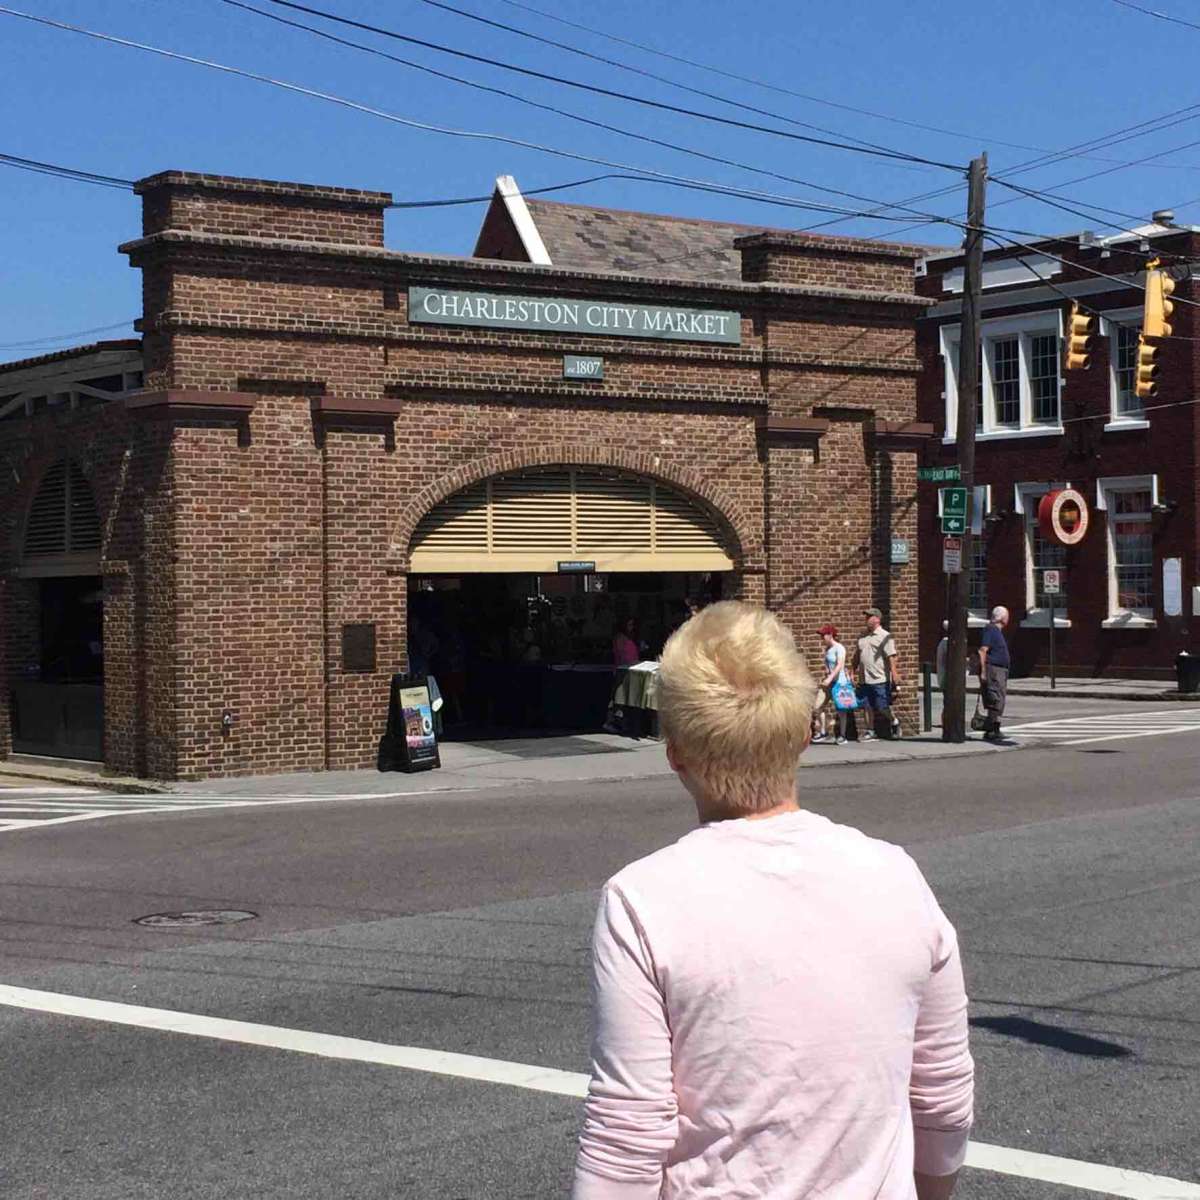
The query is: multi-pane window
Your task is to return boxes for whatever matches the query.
[969,539,988,614]
[1113,324,1141,418]
[1110,488,1153,614]
[943,318,1063,437]
[990,337,1021,427]
[1030,333,1061,424]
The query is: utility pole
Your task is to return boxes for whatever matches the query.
[943,153,987,742]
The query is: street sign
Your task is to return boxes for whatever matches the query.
[940,486,968,515]
[1043,569,1061,595]
[943,536,962,574]
[940,485,968,535]
[917,465,961,482]
[890,537,910,564]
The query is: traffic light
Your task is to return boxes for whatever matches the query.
[1064,301,1096,370]
[1135,334,1160,400]
[1143,266,1176,338]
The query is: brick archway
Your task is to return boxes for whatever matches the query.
[390,444,758,570]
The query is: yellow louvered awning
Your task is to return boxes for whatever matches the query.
[410,468,735,573]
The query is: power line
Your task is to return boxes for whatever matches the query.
[0,320,139,351]
[0,5,974,234]
[220,0,958,218]
[407,0,932,171]
[246,0,962,172]
[803,102,1200,237]
[0,152,134,190]
[492,0,1200,171]
[1110,0,1200,33]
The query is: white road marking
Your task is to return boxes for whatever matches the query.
[0,787,477,835]
[0,984,1195,1198]
[1006,708,1200,748]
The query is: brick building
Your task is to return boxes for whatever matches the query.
[916,223,1200,678]
[1,171,931,780]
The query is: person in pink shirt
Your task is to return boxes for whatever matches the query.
[612,616,642,668]
[573,602,974,1200]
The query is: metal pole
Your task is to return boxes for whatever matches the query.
[943,152,987,743]
[922,662,933,732]
[1049,593,1056,689]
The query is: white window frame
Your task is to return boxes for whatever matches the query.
[1097,474,1158,627]
[1014,481,1071,627]
[941,311,1065,443]
[1100,307,1151,431]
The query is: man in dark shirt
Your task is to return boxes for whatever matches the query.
[977,606,1011,744]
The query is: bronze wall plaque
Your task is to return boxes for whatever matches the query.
[342,623,377,672]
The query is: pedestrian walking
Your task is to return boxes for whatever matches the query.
[812,623,851,745]
[978,605,1011,744]
[572,601,974,1200]
[855,607,901,739]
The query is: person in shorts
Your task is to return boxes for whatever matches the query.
[812,624,850,745]
[854,607,900,740]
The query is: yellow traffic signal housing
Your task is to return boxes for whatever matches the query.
[1135,334,1160,400]
[1143,268,1175,338]
[1064,302,1096,370]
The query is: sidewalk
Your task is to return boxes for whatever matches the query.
[163,729,1016,799]
[944,675,1199,702]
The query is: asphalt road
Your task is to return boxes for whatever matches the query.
[1,705,1198,1199]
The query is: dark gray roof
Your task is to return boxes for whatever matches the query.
[524,199,774,281]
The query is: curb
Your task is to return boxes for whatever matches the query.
[0,765,171,795]
[2,738,1027,801]
[1006,689,1200,702]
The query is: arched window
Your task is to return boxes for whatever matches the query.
[411,467,735,574]
[21,459,102,569]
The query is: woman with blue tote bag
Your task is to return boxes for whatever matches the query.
[814,623,856,745]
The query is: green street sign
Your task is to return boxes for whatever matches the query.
[940,486,968,517]
[941,514,966,535]
[917,466,961,482]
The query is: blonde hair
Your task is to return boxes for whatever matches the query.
[658,601,814,815]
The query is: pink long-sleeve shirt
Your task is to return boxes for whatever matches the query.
[573,808,974,1199]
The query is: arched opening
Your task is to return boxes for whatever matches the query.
[9,459,104,761]
[407,467,737,737]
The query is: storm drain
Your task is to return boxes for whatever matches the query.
[134,909,258,929]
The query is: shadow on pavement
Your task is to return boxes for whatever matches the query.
[970,1015,1132,1058]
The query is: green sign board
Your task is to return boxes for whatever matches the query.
[409,287,742,344]
[940,487,968,516]
[940,486,968,534]
[917,465,961,482]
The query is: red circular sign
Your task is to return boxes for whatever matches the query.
[1038,488,1089,545]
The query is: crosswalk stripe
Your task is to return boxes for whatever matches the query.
[1004,708,1200,748]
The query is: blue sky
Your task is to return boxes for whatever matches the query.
[4,0,1200,353]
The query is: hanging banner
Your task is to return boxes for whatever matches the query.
[1038,488,1090,546]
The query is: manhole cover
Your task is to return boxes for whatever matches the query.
[134,909,258,929]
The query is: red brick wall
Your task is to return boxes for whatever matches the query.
[138,172,387,247]
[2,171,928,779]
[738,233,920,293]
[916,241,1199,678]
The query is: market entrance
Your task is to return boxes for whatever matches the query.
[10,459,104,760]
[407,467,736,736]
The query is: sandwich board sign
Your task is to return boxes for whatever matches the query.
[378,674,441,773]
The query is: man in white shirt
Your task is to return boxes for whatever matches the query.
[854,607,900,739]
